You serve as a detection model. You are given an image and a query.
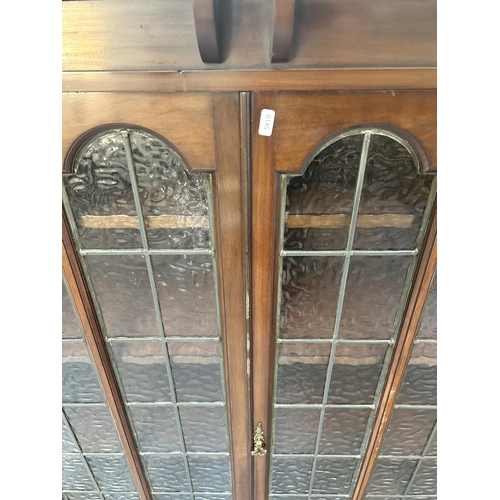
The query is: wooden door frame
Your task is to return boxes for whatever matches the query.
[62,91,252,500]
[250,90,437,500]
[62,86,437,500]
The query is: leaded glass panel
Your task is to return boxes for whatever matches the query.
[368,275,437,496]
[270,128,435,498]
[61,279,139,498]
[63,127,231,499]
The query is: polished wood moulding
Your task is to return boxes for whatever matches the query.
[211,92,253,500]
[251,91,280,500]
[62,68,437,93]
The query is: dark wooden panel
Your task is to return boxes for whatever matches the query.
[250,92,280,500]
[271,0,296,63]
[193,0,221,63]
[290,0,436,68]
[62,211,152,500]
[351,201,437,500]
[272,91,437,172]
[211,93,252,500]
[62,92,216,171]
[62,69,437,93]
[63,0,435,71]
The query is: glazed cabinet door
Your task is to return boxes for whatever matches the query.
[62,92,252,500]
[250,91,437,500]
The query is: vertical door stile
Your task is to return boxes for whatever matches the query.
[250,91,279,500]
[212,92,253,500]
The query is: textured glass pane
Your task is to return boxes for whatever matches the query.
[85,255,158,338]
[312,458,357,494]
[110,341,171,402]
[284,227,348,252]
[327,343,387,404]
[339,256,411,339]
[129,405,181,453]
[271,457,313,494]
[143,455,189,491]
[274,407,321,454]
[153,496,192,500]
[103,494,141,500]
[62,414,80,453]
[287,135,363,214]
[76,227,144,250]
[62,341,104,404]
[188,456,232,493]
[87,456,136,492]
[407,459,437,495]
[280,256,343,339]
[63,279,82,339]
[63,131,142,250]
[319,408,371,455]
[396,344,437,405]
[353,134,433,250]
[380,409,436,456]
[64,405,122,453]
[417,276,437,340]
[148,227,211,250]
[365,497,402,500]
[269,497,311,500]
[64,493,102,500]
[194,496,232,500]
[62,456,96,491]
[170,342,224,402]
[284,135,364,251]
[179,406,229,452]
[276,343,329,404]
[152,255,218,338]
[128,130,209,217]
[366,458,418,496]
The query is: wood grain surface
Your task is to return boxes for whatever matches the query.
[63,0,435,71]
[63,68,437,93]
[62,92,216,171]
[272,91,437,172]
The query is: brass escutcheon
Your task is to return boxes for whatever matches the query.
[251,422,267,457]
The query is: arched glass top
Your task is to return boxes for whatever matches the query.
[284,129,434,252]
[63,128,211,250]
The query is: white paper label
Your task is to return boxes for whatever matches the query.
[258,109,275,136]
